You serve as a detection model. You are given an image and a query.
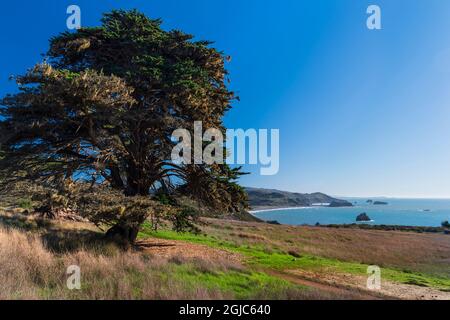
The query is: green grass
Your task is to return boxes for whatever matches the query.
[169,264,307,299]
[60,261,306,300]
[139,225,450,291]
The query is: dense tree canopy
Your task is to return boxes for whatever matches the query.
[0,10,248,241]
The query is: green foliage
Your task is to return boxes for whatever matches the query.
[442,221,450,228]
[178,165,249,213]
[170,206,201,234]
[18,198,33,210]
[153,192,176,206]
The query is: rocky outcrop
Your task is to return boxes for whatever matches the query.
[329,200,353,208]
[373,201,388,205]
[356,213,371,222]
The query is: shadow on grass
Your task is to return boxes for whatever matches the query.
[0,213,111,254]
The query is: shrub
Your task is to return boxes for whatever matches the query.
[18,198,33,210]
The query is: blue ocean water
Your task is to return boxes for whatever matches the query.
[253,198,450,227]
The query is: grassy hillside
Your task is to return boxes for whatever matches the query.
[246,187,353,209]
[0,209,449,300]
[140,220,450,289]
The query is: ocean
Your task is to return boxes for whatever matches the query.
[252,198,450,227]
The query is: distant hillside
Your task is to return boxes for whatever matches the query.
[246,187,353,210]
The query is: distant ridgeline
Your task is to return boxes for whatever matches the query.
[246,188,353,210]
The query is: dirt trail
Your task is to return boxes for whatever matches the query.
[266,269,386,300]
[285,269,450,300]
[135,238,242,264]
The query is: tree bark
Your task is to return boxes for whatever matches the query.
[109,165,125,190]
[125,164,153,196]
[105,223,140,246]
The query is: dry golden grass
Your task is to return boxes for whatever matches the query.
[0,227,230,299]
[0,225,368,300]
[0,211,386,300]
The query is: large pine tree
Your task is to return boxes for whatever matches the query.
[0,10,248,242]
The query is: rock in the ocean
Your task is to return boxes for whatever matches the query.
[356,213,372,222]
[328,200,353,208]
[373,201,388,205]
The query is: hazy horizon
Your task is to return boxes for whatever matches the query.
[246,185,450,200]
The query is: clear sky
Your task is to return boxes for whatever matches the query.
[2,0,450,198]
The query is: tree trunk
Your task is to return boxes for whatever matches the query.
[125,164,151,196]
[105,223,140,246]
[109,165,125,189]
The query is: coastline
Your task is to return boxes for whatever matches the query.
[249,206,308,214]
[248,208,448,234]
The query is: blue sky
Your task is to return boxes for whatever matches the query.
[2,0,450,198]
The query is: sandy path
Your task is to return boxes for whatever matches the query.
[285,269,450,300]
[266,269,387,300]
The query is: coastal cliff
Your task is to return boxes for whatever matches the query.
[246,187,353,210]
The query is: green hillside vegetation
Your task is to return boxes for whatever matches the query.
[1,209,449,299]
[140,224,450,291]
